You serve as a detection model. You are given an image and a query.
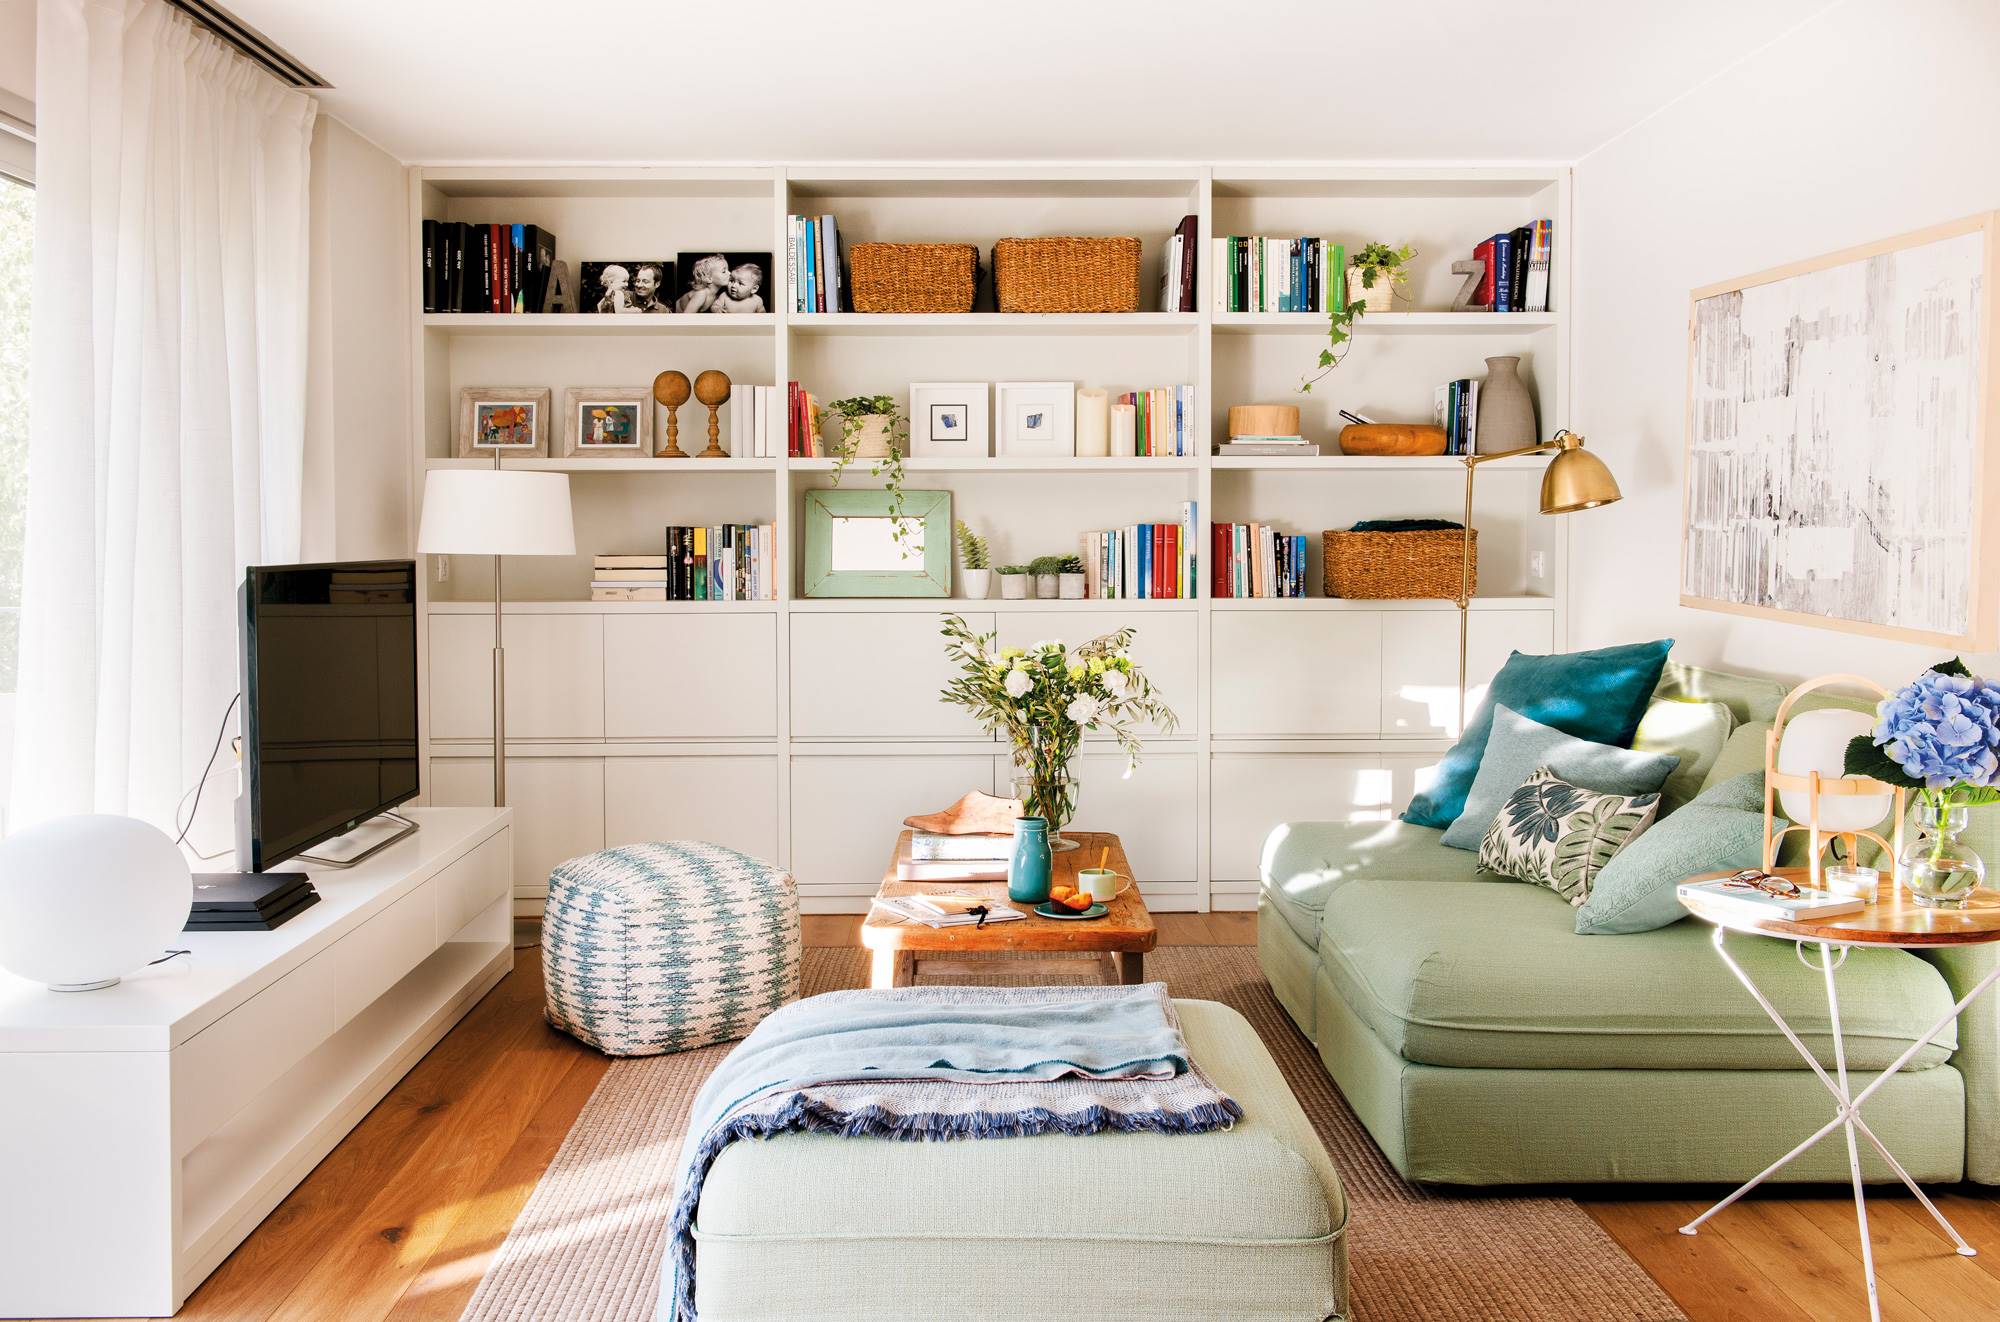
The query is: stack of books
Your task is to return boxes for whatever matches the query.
[421,221,557,314]
[1158,215,1198,312]
[591,529,777,602]
[1214,433,1314,458]
[787,382,824,457]
[728,385,785,458]
[895,832,1014,882]
[1212,523,1310,598]
[1470,219,1553,313]
[786,213,848,313]
[1434,379,1481,455]
[1213,236,1346,313]
[1119,385,1197,457]
[1080,502,1198,599]
[184,873,321,932]
[872,893,1026,927]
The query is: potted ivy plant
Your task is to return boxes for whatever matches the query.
[955,520,992,599]
[1057,554,1086,599]
[822,394,913,554]
[1300,241,1416,395]
[996,564,1031,599]
[1028,554,1067,600]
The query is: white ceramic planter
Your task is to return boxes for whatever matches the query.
[999,573,1030,599]
[1034,573,1060,599]
[1059,572,1087,599]
[961,568,992,599]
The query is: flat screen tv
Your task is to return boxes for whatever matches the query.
[237,559,420,871]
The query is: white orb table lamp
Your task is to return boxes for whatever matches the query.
[1766,677,1905,886]
[0,815,194,992]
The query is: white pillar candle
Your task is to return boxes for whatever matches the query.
[1110,403,1137,458]
[1076,388,1110,456]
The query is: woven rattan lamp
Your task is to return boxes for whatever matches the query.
[1454,430,1621,730]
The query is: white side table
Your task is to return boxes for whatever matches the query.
[1677,867,2000,1322]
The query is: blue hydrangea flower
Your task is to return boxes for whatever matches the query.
[1874,670,2000,790]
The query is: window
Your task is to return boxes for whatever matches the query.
[0,163,26,692]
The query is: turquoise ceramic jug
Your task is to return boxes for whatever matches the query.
[1008,816,1053,904]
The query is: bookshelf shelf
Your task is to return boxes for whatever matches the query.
[787,312,1197,337]
[1207,595,1554,612]
[1211,311,1557,334]
[424,457,781,473]
[421,313,777,336]
[788,597,1198,614]
[428,599,781,614]
[1209,453,1549,471]
[788,456,1199,474]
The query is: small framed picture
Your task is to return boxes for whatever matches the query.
[909,382,990,457]
[562,387,653,457]
[995,382,1076,458]
[580,261,676,314]
[675,251,773,314]
[456,387,551,457]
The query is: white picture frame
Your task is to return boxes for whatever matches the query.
[995,381,1075,459]
[909,381,991,457]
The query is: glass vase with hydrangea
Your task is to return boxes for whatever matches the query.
[938,614,1178,851]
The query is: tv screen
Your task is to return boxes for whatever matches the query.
[239,560,419,871]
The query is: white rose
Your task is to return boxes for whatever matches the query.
[1102,669,1130,697]
[1004,668,1032,698]
[1066,695,1101,724]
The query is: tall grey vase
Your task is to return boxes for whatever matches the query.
[1476,356,1536,453]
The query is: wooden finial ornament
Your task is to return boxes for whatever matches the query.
[694,369,732,459]
[652,370,691,459]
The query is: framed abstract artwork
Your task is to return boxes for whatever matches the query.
[1680,212,1999,647]
[909,382,990,457]
[561,386,653,458]
[455,387,550,457]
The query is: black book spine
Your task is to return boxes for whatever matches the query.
[665,527,681,600]
[680,526,696,600]
[448,222,465,311]
[421,219,438,314]
[1509,225,1532,312]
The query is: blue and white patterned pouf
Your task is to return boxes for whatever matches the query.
[542,841,802,1056]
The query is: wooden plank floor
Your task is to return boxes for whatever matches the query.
[82,908,1999,1322]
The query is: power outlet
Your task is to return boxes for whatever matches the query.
[435,555,451,583]
[1529,550,1548,579]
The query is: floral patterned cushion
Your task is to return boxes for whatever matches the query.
[1478,767,1661,906]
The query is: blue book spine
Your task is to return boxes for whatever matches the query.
[803,218,818,313]
[1138,526,1151,599]
[1492,232,1514,314]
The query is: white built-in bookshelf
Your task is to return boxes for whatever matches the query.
[405,163,1571,915]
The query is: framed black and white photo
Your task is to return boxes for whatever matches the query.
[562,387,653,457]
[455,387,551,457]
[909,381,990,457]
[674,251,772,314]
[995,381,1076,459]
[580,260,675,314]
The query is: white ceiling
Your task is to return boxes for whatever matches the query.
[236,0,1833,164]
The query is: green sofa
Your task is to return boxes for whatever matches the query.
[1257,662,2000,1186]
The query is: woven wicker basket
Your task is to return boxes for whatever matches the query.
[847,243,979,313]
[992,236,1142,313]
[1322,527,1475,599]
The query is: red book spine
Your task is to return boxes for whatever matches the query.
[490,224,504,313]
[1212,523,1229,597]
[1162,523,1178,599]
[787,382,798,456]
[1472,237,1496,309]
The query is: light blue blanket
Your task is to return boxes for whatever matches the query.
[663,983,1241,1320]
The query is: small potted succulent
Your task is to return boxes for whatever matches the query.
[996,565,1031,599]
[955,520,992,600]
[1057,554,1087,599]
[1028,554,1067,600]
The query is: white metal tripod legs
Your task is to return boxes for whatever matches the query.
[1678,927,2000,1322]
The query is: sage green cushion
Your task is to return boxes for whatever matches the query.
[1701,720,1772,795]
[1315,877,1956,1071]
[691,999,1349,1322]
[1652,661,1788,725]
[1575,772,1775,935]
[1441,704,1678,850]
[1260,818,1485,948]
[1633,699,1736,812]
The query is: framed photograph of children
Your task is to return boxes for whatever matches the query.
[580,261,676,314]
[995,382,1076,459]
[562,387,653,458]
[909,382,990,457]
[675,251,772,314]
[456,387,551,457]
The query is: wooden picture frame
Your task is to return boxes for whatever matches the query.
[802,489,951,598]
[455,387,551,458]
[909,382,990,457]
[995,382,1075,458]
[562,386,653,458]
[1680,211,2000,648]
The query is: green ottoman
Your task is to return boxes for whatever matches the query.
[680,999,1350,1321]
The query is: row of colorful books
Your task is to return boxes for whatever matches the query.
[1122,385,1198,457]
[786,382,824,456]
[588,529,776,602]
[1080,504,1198,599]
[421,220,557,314]
[786,214,848,313]
[1213,237,1346,314]
[1212,524,1310,598]
[1472,220,1553,312]
[1433,379,1482,455]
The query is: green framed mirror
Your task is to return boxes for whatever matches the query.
[802,489,952,597]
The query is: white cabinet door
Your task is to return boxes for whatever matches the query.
[995,611,1195,738]
[790,612,993,740]
[429,756,604,901]
[789,755,996,894]
[604,614,778,739]
[1211,611,1383,736]
[603,756,781,863]
[1057,751,1199,886]
[428,614,605,741]
[1209,752,1437,882]
[1379,610,1554,738]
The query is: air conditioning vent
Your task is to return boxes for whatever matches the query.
[162,0,331,89]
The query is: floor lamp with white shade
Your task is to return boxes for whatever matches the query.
[416,467,576,807]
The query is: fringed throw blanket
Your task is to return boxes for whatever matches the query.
[662,983,1241,1320]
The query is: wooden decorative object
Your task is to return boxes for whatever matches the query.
[693,369,732,459]
[540,259,576,314]
[1338,423,1448,456]
[904,791,1023,836]
[1226,404,1302,439]
[1450,260,1489,312]
[652,370,691,459]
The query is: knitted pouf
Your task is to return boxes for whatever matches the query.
[542,841,801,1056]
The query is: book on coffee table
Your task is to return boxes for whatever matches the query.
[895,834,1009,880]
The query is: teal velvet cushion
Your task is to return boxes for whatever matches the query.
[1575,772,1777,935]
[1403,639,1675,829]
[1440,704,1679,850]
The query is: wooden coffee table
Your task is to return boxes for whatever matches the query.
[862,830,1156,989]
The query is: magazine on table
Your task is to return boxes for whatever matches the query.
[1677,874,1867,919]
[872,894,1025,929]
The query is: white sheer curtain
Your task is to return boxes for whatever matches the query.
[11,0,316,832]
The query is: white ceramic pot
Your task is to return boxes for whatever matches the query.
[961,568,992,600]
[999,573,1029,599]
[1059,572,1086,599]
[1034,573,1060,599]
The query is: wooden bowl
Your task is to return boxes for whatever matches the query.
[1338,423,1448,456]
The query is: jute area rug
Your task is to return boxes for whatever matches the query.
[462,946,1683,1321]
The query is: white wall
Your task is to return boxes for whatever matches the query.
[1570,0,2000,687]
[302,115,410,561]
[0,0,31,107]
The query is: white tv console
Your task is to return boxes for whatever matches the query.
[0,807,513,1318]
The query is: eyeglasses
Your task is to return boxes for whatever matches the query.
[1722,869,1801,899]
[968,904,991,929]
